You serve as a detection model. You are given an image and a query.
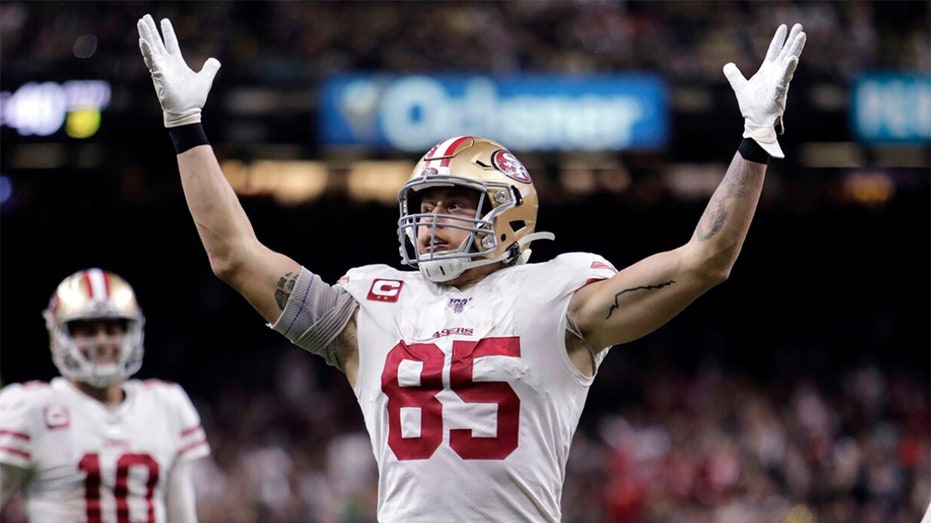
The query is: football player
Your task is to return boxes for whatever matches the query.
[0,268,210,522]
[137,14,805,522]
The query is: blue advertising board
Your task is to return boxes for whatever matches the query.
[319,74,668,152]
[851,73,931,144]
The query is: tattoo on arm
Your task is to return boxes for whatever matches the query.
[274,272,298,311]
[697,193,727,241]
[696,160,757,241]
[606,280,676,319]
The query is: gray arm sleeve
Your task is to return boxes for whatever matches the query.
[269,266,358,370]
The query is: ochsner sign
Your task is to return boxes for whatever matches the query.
[319,74,668,152]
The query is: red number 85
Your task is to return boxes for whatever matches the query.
[381,337,520,461]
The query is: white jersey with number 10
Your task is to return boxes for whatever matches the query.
[0,377,209,523]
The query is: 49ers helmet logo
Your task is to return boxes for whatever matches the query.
[492,150,531,183]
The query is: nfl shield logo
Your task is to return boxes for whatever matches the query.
[448,297,471,313]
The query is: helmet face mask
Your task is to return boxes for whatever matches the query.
[43,269,145,388]
[397,136,551,282]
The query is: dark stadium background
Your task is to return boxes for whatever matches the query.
[1,2,928,522]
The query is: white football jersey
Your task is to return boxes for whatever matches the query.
[0,377,210,523]
[333,252,616,522]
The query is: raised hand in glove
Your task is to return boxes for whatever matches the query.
[724,23,806,159]
[137,14,221,128]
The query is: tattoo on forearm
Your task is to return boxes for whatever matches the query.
[606,280,676,319]
[696,160,756,241]
[274,272,298,311]
[697,194,727,241]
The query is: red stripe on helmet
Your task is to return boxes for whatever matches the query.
[81,271,95,298]
[439,136,473,167]
[100,270,111,297]
[82,269,111,299]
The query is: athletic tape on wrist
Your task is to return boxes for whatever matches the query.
[169,123,209,154]
[738,138,770,164]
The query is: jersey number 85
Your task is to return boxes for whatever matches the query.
[382,336,520,461]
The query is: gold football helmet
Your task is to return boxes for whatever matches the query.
[43,268,145,387]
[397,136,554,282]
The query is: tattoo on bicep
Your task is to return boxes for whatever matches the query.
[274,272,298,311]
[606,280,676,319]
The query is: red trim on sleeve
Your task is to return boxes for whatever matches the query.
[140,379,171,388]
[176,440,208,458]
[180,424,203,437]
[590,261,617,272]
[0,429,30,441]
[0,446,30,459]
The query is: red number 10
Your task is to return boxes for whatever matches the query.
[381,336,521,460]
[78,452,159,523]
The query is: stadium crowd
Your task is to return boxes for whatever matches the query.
[1,1,927,84]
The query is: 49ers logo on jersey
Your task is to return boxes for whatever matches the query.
[367,279,404,302]
[492,150,531,183]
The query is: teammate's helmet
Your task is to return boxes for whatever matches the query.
[397,136,554,282]
[43,268,145,387]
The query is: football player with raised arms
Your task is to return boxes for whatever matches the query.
[0,269,210,523]
[137,14,805,522]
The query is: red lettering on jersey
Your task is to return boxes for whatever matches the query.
[43,404,70,429]
[367,279,404,302]
[431,327,475,338]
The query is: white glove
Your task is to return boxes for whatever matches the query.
[137,14,221,128]
[723,23,806,158]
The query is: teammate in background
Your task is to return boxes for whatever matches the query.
[0,268,210,523]
[137,14,805,522]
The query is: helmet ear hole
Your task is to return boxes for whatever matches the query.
[479,196,493,216]
[510,186,524,206]
[509,220,526,232]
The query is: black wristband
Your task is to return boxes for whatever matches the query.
[737,138,770,164]
[168,123,209,154]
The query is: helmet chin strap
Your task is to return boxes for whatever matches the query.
[419,231,555,283]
